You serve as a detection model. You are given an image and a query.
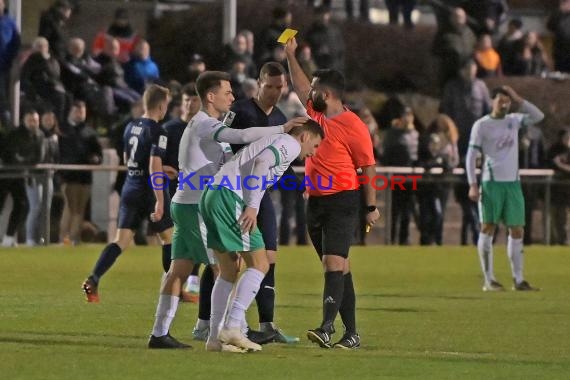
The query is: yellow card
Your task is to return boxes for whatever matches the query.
[277,28,298,44]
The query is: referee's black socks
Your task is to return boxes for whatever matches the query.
[339,272,356,334]
[255,263,276,323]
[322,270,344,331]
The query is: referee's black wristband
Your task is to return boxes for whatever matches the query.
[365,205,377,213]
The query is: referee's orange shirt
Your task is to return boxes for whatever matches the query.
[305,100,376,196]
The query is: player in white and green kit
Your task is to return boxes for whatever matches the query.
[466,86,544,292]
[148,71,306,351]
[200,119,323,352]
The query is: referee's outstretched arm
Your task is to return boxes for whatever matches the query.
[285,38,311,107]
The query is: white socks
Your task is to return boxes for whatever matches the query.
[151,295,179,337]
[195,319,209,330]
[185,275,200,292]
[2,235,15,247]
[209,277,234,341]
[225,268,265,329]
[478,233,525,284]
[477,233,495,284]
[507,236,524,284]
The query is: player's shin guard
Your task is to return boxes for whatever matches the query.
[339,272,356,334]
[255,263,275,323]
[209,277,234,341]
[225,268,265,329]
[91,243,122,282]
[507,236,524,284]
[322,271,344,332]
[161,244,172,272]
[198,265,215,321]
[477,233,495,283]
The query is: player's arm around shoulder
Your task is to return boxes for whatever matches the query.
[215,117,308,145]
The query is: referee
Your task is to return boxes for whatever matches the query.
[285,38,380,349]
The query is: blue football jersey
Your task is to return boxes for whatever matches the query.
[123,117,168,188]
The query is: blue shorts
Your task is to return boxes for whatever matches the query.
[118,187,173,233]
[257,191,277,251]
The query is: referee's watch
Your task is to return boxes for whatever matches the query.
[365,205,377,213]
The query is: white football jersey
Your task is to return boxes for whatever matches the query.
[467,101,544,184]
[172,111,232,204]
[212,133,301,209]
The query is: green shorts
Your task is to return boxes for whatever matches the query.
[479,181,525,226]
[199,186,265,253]
[171,202,215,264]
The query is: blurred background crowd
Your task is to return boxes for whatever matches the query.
[0,0,568,247]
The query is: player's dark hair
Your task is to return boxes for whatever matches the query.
[509,18,523,29]
[21,108,39,117]
[272,7,289,20]
[71,99,86,109]
[312,69,345,99]
[196,71,231,101]
[259,62,286,80]
[143,84,170,111]
[491,87,511,100]
[181,82,197,97]
[289,119,324,139]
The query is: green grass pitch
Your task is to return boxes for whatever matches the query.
[1,245,569,379]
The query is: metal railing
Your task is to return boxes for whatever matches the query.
[1,164,568,245]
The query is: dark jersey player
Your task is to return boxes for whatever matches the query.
[82,84,174,303]
[228,62,298,344]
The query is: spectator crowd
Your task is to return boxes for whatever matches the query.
[0,0,569,247]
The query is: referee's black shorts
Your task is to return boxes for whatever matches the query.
[307,190,359,259]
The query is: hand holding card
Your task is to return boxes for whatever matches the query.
[277,28,298,44]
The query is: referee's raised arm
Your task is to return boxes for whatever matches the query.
[285,38,311,107]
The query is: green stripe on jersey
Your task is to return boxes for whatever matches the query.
[267,145,280,167]
[487,160,495,181]
[213,126,227,142]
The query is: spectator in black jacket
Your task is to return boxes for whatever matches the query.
[61,37,103,113]
[510,31,550,76]
[382,107,419,245]
[1,109,43,247]
[306,6,345,71]
[20,37,67,123]
[497,18,524,75]
[223,32,257,80]
[94,36,140,114]
[547,128,570,245]
[256,7,292,65]
[417,114,459,245]
[40,110,61,243]
[518,124,545,244]
[547,0,570,73]
[38,0,72,61]
[433,7,477,87]
[58,100,102,245]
